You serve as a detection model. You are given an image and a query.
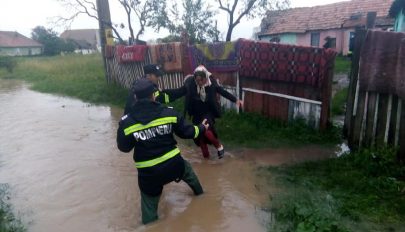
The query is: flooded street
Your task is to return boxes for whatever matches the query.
[0,79,334,232]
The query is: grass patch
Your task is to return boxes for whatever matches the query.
[0,184,26,232]
[334,56,351,74]
[166,74,344,148]
[166,100,342,148]
[0,54,129,108]
[331,87,348,116]
[261,147,405,231]
[216,111,341,148]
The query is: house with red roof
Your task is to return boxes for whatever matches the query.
[258,0,394,55]
[0,31,43,56]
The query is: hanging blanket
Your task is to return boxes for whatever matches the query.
[189,42,239,72]
[116,45,148,63]
[238,39,336,88]
[359,30,405,99]
[149,42,183,72]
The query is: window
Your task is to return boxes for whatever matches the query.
[310,32,320,47]
[323,37,336,49]
[269,36,280,43]
[329,38,336,48]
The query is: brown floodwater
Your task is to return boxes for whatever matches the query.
[0,79,335,232]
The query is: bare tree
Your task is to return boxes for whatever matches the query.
[55,0,167,44]
[129,0,167,42]
[54,0,125,43]
[216,0,290,41]
[117,0,135,41]
[163,0,220,44]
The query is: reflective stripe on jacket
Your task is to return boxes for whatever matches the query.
[135,147,180,168]
[117,100,205,168]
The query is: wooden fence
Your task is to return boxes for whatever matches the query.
[240,73,333,130]
[344,29,405,160]
[106,47,185,89]
[104,41,334,130]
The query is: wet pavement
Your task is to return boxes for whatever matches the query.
[0,79,335,232]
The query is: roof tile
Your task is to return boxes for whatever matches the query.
[260,0,394,35]
[0,31,43,47]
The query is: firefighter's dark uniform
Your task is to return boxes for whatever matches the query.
[116,78,204,224]
[124,83,184,114]
[124,64,185,115]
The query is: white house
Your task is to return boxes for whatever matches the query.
[0,31,43,56]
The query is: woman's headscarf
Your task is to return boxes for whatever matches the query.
[194,65,212,102]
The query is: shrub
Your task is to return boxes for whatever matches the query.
[0,57,17,73]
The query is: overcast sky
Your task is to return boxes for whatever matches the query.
[0,0,349,41]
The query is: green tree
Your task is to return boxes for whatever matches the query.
[156,35,181,43]
[216,0,290,41]
[164,0,220,44]
[60,39,76,53]
[31,26,72,56]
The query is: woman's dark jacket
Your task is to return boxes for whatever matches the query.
[163,76,237,120]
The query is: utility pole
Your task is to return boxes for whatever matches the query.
[96,0,113,82]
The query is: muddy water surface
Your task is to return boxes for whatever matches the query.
[0,79,334,232]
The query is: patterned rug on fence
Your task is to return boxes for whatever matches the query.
[149,42,183,72]
[238,39,336,88]
[115,45,148,63]
[189,41,239,72]
[359,30,405,99]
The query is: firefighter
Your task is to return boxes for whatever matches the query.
[116,78,208,224]
[124,64,183,114]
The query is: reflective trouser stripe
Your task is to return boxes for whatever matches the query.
[135,147,180,168]
[153,91,160,98]
[124,117,177,135]
[194,126,199,138]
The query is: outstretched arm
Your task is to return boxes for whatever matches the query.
[215,85,244,109]
[160,74,192,103]
[161,85,187,103]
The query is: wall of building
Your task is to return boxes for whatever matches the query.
[96,31,102,52]
[342,29,355,55]
[259,33,297,44]
[280,33,297,44]
[296,29,345,54]
[261,29,350,54]
[0,47,42,56]
[74,49,97,55]
[296,33,309,47]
